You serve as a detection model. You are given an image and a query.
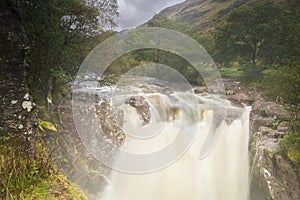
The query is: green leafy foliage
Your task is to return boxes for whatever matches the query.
[264,66,300,105]
[104,48,205,86]
[0,134,86,199]
[280,118,300,164]
[0,1,119,198]
[38,120,57,132]
[20,0,118,107]
[213,1,281,66]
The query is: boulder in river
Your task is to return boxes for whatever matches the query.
[126,96,151,125]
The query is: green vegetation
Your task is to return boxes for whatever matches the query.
[219,65,243,79]
[147,15,195,35]
[211,0,300,164]
[1,0,119,198]
[281,131,300,164]
[106,49,205,85]
[213,1,281,67]
[0,134,86,200]
[280,108,300,164]
[20,0,118,109]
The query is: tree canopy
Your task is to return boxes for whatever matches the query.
[20,0,118,108]
[213,1,281,67]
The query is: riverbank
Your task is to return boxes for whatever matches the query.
[222,79,300,200]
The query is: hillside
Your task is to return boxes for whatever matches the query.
[154,0,253,32]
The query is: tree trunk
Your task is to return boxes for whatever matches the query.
[252,42,257,67]
[0,0,35,136]
[46,74,54,110]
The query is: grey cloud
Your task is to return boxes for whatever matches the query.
[117,0,185,30]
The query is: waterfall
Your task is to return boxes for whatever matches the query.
[98,82,251,200]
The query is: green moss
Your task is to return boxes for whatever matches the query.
[20,175,86,200]
[287,147,300,164]
[280,131,300,165]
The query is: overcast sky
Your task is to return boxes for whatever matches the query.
[116,0,185,30]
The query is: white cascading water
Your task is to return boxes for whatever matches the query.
[100,83,251,200]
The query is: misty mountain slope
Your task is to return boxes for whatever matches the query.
[155,0,253,32]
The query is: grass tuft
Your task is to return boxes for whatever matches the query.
[0,134,86,200]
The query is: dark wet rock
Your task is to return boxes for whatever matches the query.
[258,126,275,136]
[95,99,125,147]
[112,108,124,127]
[222,79,261,105]
[126,96,151,124]
[56,100,109,199]
[252,100,288,120]
[226,89,234,95]
[56,96,127,199]
[252,149,300,200]
[274,131,287,139]
[194,86,208,94]
[227,92,253,104]
[277,122,289,132]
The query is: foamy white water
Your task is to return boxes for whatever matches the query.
[100,85,251,200]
